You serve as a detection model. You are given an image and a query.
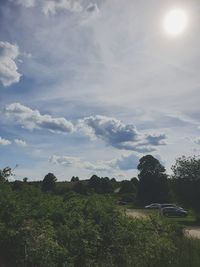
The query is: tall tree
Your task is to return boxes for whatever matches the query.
[137,155,169,205]
[172,156,200,210]
[0,167,12,182]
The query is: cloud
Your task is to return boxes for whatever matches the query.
[78,115,167,152]
[49,153,141,172]
[114,153,140,171]
[194,137,200,145]
[14,0,101,18]
[0,137,11,146]
[49,155,81,167]
[41,0,83,15]
[0,41,21,87]
[14,139,27,147]
[16,0,35,7]
[49,155,110,172]
[15,0,83,15]
[5,103,74,133]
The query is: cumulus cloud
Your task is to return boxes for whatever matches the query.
[5,103,74,133]
[14,139,27,147]
[0,41,21,87]
[78,115,167,152]
[0,137,11,146]
[49,153,141,172]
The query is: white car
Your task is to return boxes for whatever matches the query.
[144,203,161,209]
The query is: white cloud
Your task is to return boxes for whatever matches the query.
[16,0,35,7]
[194,137,200,145]
[14,139,27,147]
[41,0,83,15]
[49,155,81,167]
[0,41,21,87]
[5,103,74,133]
[114,153,140,170]
[49,155,110,172]
[0,137,11,146]
[78,115,167,152]
[15,0,83,15]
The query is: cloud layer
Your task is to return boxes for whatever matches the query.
[49,152,140,172]
[5,103,74,133]
[0,42,21,87]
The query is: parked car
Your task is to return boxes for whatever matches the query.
[144,203,161,209]
[159,203,177,209]
[161,206,188,217]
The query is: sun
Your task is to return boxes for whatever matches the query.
[163,8,188,36]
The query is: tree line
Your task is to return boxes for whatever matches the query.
[2,154,200,213]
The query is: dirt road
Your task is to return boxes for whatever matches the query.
[185,227,200,239]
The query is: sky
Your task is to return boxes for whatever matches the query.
[1,0,200,181]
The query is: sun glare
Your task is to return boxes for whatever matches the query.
[164,8,188,36]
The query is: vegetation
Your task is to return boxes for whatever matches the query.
[137,155,169,205]
[0,154,200,266]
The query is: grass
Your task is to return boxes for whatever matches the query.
[162,209,199,226]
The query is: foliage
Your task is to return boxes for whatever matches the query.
[0,167,12,182]
[137,155,169,205]
[88,175,113,194]
[172,156,200,181]
[42,173,57,192]
[172,156,200,211]
[71,176,79,182]
[0,183,187,267]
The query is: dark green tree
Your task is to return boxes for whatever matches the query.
[71,176,79,182]
[42,173,57,192]
[119,180,136,194]
[172,156,200,210]
[0,167,12,182]
[137,155,169,205]
[73,181,88,195]
[88,175,101,193]
[100,177,113,194]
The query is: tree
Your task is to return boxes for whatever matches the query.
[172,156,200,210]
[131,177,139,187]
[100,177,113,194]
[42,173,57,192]
[137,155,169,205]
[119,180,136,194]
[172,156,200,181]
[23,177,28,183]
[88,175,113,194]
[73,181,88,195]
[0,167,12,182]
[71,176,79,182]
[88,175,101,193]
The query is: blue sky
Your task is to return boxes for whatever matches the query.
[1,0,200,181]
